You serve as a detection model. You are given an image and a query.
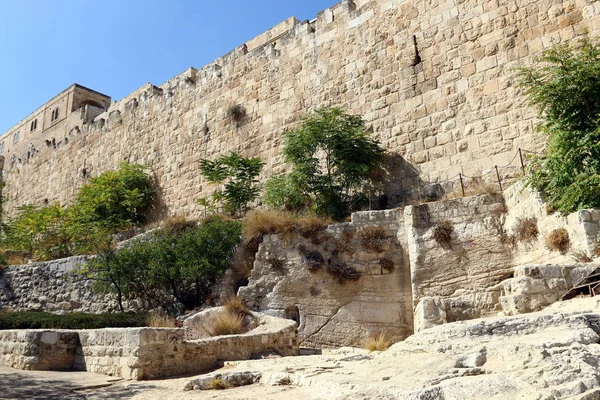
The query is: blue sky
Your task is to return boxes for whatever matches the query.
[0,0,338,133]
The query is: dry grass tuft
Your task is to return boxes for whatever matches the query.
[223,296,252,317]
[572,251,593,263]
[296,214,331,238]
[267,257,285,272]
[333,229,355,254]
[546,228,570,253]
[363,331,392,352]
[359,226,387,253]
[162,215,197,233]
[146,311,178,328]
[379,257,395,273]
[433,220,454,249]
[514,217,539,242]
[244,210,298,245]
[326,260,361,283]
[209,377,231,390]
[208,311,247,336]
[243,210,331,246]
[442,177,501,200]
[303,250,325,272]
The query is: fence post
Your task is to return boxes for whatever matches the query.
[519,148,525,175]
[459,173,465,197]
[495,165,503,191]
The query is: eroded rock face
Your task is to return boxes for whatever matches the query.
[239,210,414,348]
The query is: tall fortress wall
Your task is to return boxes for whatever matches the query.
[2,0,599,218]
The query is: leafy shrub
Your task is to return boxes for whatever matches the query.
[0,311,145,330]
[359,226,387,253]
[75,162,155,228]
[546,228,570,253]
[76,217,242,312]
[208,311,246,336]
[363,331,392,352]
[1,163,155,261]
[263,173,311,211]
[433,220,454,249]
[199,152,264,216]
[514,217,539,242]
[518,38,600,213]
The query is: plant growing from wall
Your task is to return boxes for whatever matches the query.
[433,220,454,250]
[518,37,600,213]
[546,227,570,253]
[228,104,247,128]
[199,152,264,217]
[269,107,384,221]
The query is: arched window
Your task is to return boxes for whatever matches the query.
[30,119,38,131]
[51,108,59,122]
[13,132,20,144]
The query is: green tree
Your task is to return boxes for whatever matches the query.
[262,172,310,211]
[199,152,264,216]
[77,217,242,313]
[277,107,384,220]
[518,37,600,213]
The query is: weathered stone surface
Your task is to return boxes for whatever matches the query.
[499,264,599,316]
[173,298,600,400]
[0,256,119,313]
[240,209,413,348]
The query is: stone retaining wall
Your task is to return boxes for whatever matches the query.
[0,312,298,380]
[0,256,118,313]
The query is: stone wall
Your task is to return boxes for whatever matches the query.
[0,256,119,313]
[0,312,298,380]
[3,0,600,218]
[504,182,600,265]
[0,330,79,371]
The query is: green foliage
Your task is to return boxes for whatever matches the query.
[1,163,154,261]
[200,152,264,216]
[518,37,600,213]
[77,217,242,312]
[0,311,146,330]
[281,107,384,220]
[263,173,310,211]
[75,162,155,228]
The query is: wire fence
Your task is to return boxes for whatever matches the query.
[381,147,542,208]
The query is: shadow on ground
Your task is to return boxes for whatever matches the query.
[0,370,156,400]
